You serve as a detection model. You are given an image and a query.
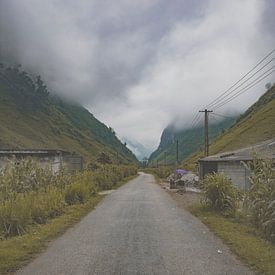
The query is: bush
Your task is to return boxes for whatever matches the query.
[243,155,275,242]
[0,159,137,238]
[65,183,89,205]
[30,188,65,224]
[202,173,239,217]
[0,195,32,236]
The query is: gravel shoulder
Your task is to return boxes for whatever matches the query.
[17,173,253,275]
[157,179,202,209]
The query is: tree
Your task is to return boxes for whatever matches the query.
[36,75,49,98]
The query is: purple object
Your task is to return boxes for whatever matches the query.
[175,169,188,175]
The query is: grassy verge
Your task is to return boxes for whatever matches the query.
[0,175,137,274]
[190,203,275,274]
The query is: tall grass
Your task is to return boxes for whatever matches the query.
[0,158,137,237]
[201,173,239,217]
[243,155,275,242]
[200,154,275,243]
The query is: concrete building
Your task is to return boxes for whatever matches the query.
[0,149,83,172]
[198,139,275,190]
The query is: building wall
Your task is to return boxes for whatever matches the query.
[0,154,83,172]
[217,161,250,190]
[37,155,62,172]
[0,158,6,170]
[63,156,83,171]
[199,162,217,179]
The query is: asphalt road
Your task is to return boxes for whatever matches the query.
[17,173,253,275]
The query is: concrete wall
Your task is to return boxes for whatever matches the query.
[0,154,83,172]
[37,155,62,172]
[63,155,83,171]
[217,161,250,190]
[199,162,217,179]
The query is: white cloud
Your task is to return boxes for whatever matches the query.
[98,0,274,149]
[0,0,274,152]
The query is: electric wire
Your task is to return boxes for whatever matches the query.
[204,49,275,109]
[211,113,233,119]
[207,59,274,109]
[213,68,275,110]
[185,49,275,131]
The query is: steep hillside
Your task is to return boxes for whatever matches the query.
[149,117,236,166]
[122,138,151,161]
[183,85,275,170]
[0,64,138,164]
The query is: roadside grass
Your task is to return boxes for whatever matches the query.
[0,175,137,274]
[190,203,275,275]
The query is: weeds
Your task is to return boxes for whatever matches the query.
[201,173,239,217]
[200,154,275,243]
[0,158,137,238]
[243,155,275,242]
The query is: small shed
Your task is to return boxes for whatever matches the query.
[198,139,275,190]
[0,149,83,172]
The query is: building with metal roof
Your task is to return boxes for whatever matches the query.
[0,149,83,172]
[198,139,275,189]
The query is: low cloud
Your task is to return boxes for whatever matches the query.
[0,0,274,151]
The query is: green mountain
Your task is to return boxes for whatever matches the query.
[149,116,236,166]
[183,84,275,170]
[122,138,151,161]
[0,64,138,164]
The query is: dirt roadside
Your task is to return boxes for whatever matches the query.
[157,179,202,210]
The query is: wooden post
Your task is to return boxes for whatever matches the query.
[176,139,179,166]
[199,109,213,157]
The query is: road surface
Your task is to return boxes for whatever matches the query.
[17,173,253,275]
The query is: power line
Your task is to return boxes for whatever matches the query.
[204,49,275,109]
[188,112,201,128]
[211,112,234,119]
[207,59,274,109]
[189,112,204,129]
[213,68,275,110]
[185,49,275,135]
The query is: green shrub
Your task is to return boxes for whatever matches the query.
[202,173,239,217]
[243,155,275,242]
[0,195,32,236]
[65,183,89,205]
[30,188,65,223]
[0,159,137,238]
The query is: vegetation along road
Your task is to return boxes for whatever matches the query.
[17,173,252,275]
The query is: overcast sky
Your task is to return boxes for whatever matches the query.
[0,0,274,151]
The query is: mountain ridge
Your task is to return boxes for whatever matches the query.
[182,84,275,170]
[149,117,236,166]
[0,64,138,164]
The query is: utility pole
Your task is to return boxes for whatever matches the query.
[199,109,213,157]
[176,139,179,166]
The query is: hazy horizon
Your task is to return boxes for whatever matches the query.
[0,0,274,153]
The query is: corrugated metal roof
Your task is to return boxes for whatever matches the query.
[199,139,275,162]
